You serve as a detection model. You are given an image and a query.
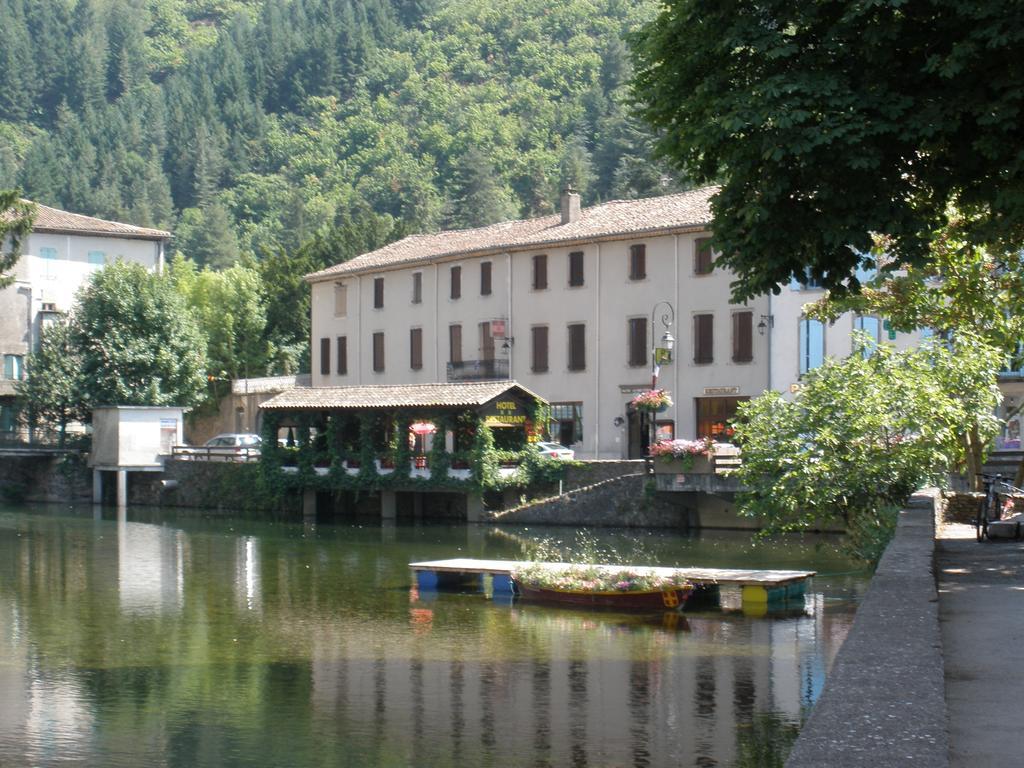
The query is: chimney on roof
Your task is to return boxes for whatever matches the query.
[560,185,581,225]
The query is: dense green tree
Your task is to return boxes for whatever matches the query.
[0,191,34,288]
[72,261,207,409]
[448,147,518,228]
[733,336,1002,559]
[171,255,273,383]
[633,0,1024,300]
[15,320,85,446]
[174,202,241,269]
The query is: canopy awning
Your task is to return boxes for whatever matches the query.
[259,380,546,412]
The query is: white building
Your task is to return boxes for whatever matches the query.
[0,202,169,434]
[307,187,924,460]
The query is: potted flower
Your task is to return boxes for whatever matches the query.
[649,437,716,473]
[631,389,673,413]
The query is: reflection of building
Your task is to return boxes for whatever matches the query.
[117,517,184,615]
[0,202,168,438]
[307,188,926,458]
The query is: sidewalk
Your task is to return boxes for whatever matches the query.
[937,523,1024,768]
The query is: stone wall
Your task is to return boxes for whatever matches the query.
[129,459,298,514]
[486,474,688,528]
[785,491,948,768]
[940,491,983,525]
[563,460,644,490]
[0,451,92,503]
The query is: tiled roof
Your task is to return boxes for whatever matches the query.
[308,186,718,281]
[12,200,170,240]
[260,381,546,410]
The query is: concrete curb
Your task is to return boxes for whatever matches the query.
[785,492,948,767]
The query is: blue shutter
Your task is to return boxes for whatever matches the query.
[799,319,824,375]
[88,251,105,265]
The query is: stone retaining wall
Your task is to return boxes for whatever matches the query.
[784,491,948,768]
[563,460,644,490]
[486,474,687,527]
[941,491,983,525]
[129,459,298,513]
[0,452,91,503]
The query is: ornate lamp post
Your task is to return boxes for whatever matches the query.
[648,301,676,461]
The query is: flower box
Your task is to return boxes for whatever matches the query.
[652,454,713,474]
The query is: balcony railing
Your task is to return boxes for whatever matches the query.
[446,358,509,382]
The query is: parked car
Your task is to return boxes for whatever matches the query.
[201,433,262,461]
[534,441,574,460]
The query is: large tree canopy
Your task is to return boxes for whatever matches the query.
[632,0,1024,300]
[73,261,207,409]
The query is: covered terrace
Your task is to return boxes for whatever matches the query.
[258,381,550,521]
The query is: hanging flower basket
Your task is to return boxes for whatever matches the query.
[631,389,673,412]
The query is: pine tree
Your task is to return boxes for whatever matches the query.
[449,147,517,228]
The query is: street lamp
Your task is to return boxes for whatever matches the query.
[648,301,676,461]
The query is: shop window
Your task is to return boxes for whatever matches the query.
[549,402,583,446]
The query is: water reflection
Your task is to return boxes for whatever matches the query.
[0,507,868,768]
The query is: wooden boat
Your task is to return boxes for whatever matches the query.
[514,581,693,611]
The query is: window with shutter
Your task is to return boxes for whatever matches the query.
[337,336,347,375]
[410,328,423,370]
[628,318,647,367]
[88,250,105,265]
[629,244,646,280]
[799,318,825,374]
[320,338,331,375]
[449,324,462,364]
[568,323,586,371]
[531,326,549,372]
[372,332,385,372]
[732,311,753,363]
[373,277,384,308]
[334,283,348,316]
[568,251,584,287]
[480,261,492,295]
[450,265,461,299]
[533,254,548,290]
[411,272,422,304]
[694,238,714,275]
[479,322,495,361]
[694,314,714,364]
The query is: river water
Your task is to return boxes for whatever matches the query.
[0,505,870,768]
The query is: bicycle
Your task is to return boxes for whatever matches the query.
[975,473,1024,541]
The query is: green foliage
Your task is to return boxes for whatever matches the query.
[633,0,1024,300]
[170,255,273,392]
[3,0,678,271]
[72,261,208,410]
[0,191,34,288]
[732,336,1001,556]
[15,320,85,446]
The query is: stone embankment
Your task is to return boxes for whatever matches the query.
[785,490,948,768]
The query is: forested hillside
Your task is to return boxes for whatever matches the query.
[0,0,682,270]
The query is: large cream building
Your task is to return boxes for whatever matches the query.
[307,187,923,459]
[0,202,169,434]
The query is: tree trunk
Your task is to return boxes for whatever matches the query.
[962,428,982,491]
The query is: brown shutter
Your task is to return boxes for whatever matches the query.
[373,277,384,308]
[694,314,713,364]
[531,326,549,372]
[628,318,647,366]
[479,321,495,361]
[568,323,586,371]
[694,237,713,275]
[373,332,385,372]
[320,337,330,375]
[412,272,422,304]
[449,324,462,364]
[630,244,646,280]
[410,327,423,370]
[480,261,492,295]
[733,311,753,363]
[568,251,584,287]
[337,336,347,375]
[450,265,461,299]
[533,254,547,290]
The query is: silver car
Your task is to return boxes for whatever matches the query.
[534,441,575,460]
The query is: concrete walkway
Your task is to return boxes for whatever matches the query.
[938,523,1024,768]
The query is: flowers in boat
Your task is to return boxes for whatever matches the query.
[512,564,692,593]
[630,389,673,411]
[649,436,715,461]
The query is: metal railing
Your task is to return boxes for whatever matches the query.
[171,445,261,462]
[446,358,509,382]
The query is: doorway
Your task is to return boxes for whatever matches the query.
[695,396,749,442]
